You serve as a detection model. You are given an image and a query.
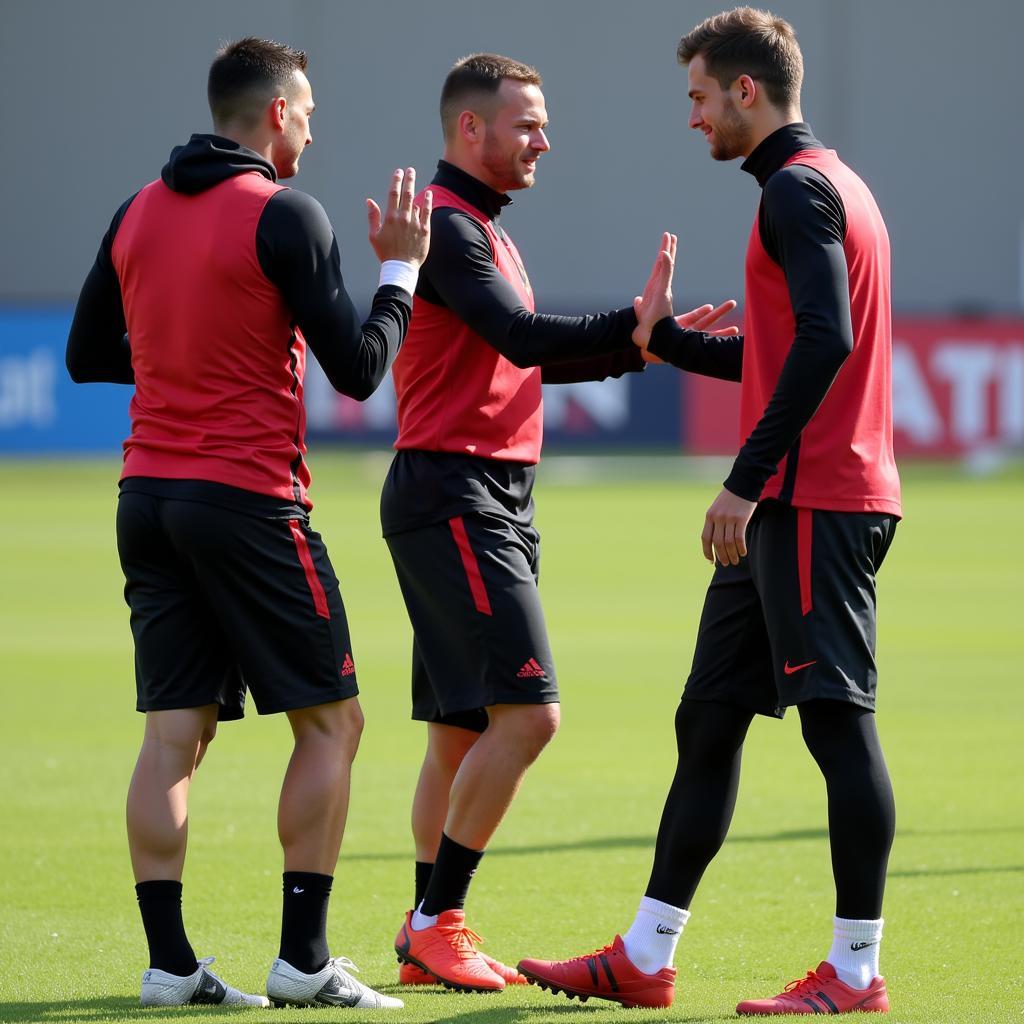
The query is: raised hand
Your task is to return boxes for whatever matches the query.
[631,232,677,349]
[367,167,432,267]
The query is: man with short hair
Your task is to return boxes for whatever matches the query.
[519,8,900,1015]
[384,52,734,995]
[67,37,429,1009]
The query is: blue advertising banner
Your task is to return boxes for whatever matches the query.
[0,306,130,453]
[0,303,682,454]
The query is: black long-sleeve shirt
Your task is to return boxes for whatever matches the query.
[648,123,854,501]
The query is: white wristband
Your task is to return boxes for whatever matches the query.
[379,260,418,296]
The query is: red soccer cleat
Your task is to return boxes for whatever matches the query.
[736,961,889,1015]
[517,934,675,1009]
[395,910,505,993]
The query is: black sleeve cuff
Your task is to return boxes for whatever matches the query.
[723,460,766,503]
[647,316,682,362]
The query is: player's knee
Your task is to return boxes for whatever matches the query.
[675,699,752,769]
[290,697,364,758]
[194,723,217,768]
[511,702,560,758]
[144,709,216,767]
[334,698,365,755]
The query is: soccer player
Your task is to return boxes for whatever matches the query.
[382,53,736,994]
[517,8,901,1016]
[66,38,429,1009]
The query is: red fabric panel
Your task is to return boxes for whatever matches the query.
[289,519,330,620]
[797,507,813,617]
[448,516,493,616]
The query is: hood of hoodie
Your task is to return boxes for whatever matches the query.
[160,134,277,195]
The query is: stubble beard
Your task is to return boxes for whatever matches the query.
[710,97,751,161]
[481,136,532,192]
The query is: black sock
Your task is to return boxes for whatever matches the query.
[415,860,434,908]
[279,871,333,974]
[136,880,198,976]
[419,834,483,917]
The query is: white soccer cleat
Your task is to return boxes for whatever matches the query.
[267,956,404,1008]
[140,955,270,1007]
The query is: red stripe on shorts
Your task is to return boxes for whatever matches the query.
[289,519,330,620]
[448,516,493,616]
[797,507,813,616]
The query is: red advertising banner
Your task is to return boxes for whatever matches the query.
[684,317,1024,458]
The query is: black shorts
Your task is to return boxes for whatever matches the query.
[385,511,559,732]
[683,501,896,717]
[116,491,358,721]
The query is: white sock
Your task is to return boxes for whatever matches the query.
[621,896,690,974]
[411,901,438,931]
[827,916,883,989]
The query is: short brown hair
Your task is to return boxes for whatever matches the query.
[677,7,803,109]
[440,53,542,139]
[208,37,308,128]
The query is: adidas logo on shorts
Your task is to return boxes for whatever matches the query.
[340,653,356,677]
[516,658,547,679]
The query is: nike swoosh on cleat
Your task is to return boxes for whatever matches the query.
[189,972,227,1005]
[315,976,363,1007]
[783,659,817,675]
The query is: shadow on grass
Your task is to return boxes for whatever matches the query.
[441,1006,725,1024]
[0,995,729,1024]
[346,823,1024,863]
[889,863,1024,878]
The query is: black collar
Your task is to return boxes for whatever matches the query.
[741,122,824,188]
[432,160,511,221]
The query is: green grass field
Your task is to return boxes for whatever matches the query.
[1,453,1021,1024]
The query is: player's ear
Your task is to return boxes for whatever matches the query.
[736,74,757,109]
[269,96,288,132]
[458,109,481,143]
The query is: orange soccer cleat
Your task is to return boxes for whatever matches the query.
[736,961,889,1015]
[394,910,505,993]
[398,960,438,986]
[517,934,676,1009]
[399,952,525,986]
[479,952,527,985]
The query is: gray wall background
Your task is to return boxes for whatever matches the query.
[4,0,1021,313]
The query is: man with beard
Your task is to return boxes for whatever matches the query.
[518,8,900,1016]
[384,52,735,994]
[67,37,428,1009]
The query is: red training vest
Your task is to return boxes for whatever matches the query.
[112,172,313,506]
[742,149,901,516]
[392,185,542,463]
